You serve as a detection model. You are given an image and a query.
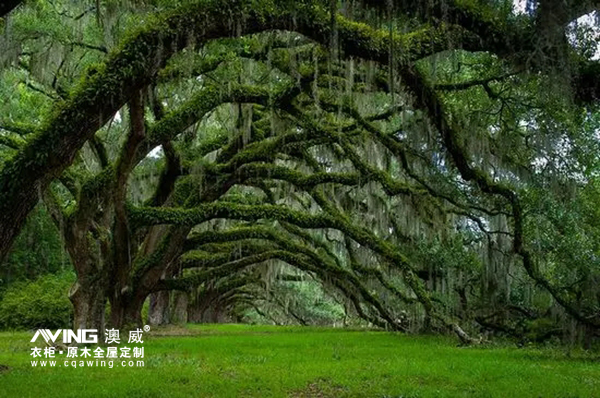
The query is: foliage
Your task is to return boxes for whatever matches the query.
[0,271,74,330]
[0,0,599,345]
[1,205,69,290]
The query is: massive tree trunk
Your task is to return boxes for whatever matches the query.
[108,294,146,329]
[69,277,107,331]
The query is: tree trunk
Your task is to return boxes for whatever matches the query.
[109,291,146,329]
[148,291,171,326]
[171,291,188,324]
[69,279,106,331]
[201,304,226,323]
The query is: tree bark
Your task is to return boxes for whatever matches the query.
[148,291,171,326]
[109,295,145,329]
[69,278,107,331]
[171,291,188,324]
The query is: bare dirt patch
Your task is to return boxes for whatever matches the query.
[288,378,348,398]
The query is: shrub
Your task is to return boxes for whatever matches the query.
[0,271,74,330]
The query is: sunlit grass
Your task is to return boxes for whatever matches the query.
[0,325,598,397]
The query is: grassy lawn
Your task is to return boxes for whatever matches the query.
[0,324,599,397]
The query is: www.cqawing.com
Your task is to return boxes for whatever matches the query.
[31,360,144,368]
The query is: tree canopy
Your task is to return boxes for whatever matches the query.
[0,0,599,344]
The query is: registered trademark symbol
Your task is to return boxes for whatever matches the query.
[143,325,150,332]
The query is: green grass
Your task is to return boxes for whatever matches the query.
[0,324,599,397]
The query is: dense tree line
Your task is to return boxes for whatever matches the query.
[0,0,599,345]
